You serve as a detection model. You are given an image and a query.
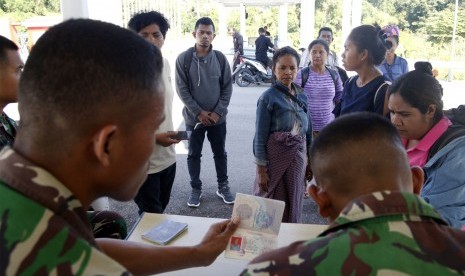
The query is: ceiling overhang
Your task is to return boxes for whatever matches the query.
[218,0,300,7]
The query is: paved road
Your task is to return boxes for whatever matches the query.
[110,83,326,231]
[109,79,465,231]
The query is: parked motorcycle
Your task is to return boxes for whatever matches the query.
[232,56,274,87]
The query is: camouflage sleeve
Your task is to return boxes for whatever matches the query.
[240,240,309,275]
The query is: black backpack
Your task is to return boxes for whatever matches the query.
[428,105,465,160]
[300,65,339,91]
[182,47,227,90]
[335,66,349,85]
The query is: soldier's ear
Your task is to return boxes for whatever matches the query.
[92,125,117,167]
[309,184,333,218]
[410,166,424,195]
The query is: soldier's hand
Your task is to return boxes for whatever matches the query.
[195,217,240,266]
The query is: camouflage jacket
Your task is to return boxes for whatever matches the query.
[242,191,465,275]
[0,148,129,275]
[0,112,17,149]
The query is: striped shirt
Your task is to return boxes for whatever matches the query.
[295,67,343,131]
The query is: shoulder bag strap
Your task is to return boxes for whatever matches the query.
[274,84,307,113]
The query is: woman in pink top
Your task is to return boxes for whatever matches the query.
[387,62,465,229]
[388,62,450,167]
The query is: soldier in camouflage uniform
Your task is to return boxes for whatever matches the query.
[242,113,465,275]
[0,35,127,241]
[0,19,239,275]
[0,35,22,148]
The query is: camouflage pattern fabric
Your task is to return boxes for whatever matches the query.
[0,112,17,149]
[87,210,127,239]
[0,148,129,275]
[0,113,128,240]
[242,191,465,275]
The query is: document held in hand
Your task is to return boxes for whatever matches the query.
[225,193,285,260]
[142,220,188,245]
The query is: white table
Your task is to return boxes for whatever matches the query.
[127,213,328,276]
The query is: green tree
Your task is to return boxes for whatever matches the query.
[393,0,454,32]
[421,3,465,43]
[179,0,218,34]
[0,0,60,21]
[314,0,343,32]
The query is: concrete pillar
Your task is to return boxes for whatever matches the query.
[299,0,315,49]
[341,0,352,50]
[278,3,289,47]
[216,3,229,50]
[61,0,123,26]
[240,3,247,45]
[351,0,362,28]
[217,3,227,37]
[61,0,89,19]
[87,0,123,26]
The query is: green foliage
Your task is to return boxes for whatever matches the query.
[1,0,464,79]
[360,0,465,79]
[179,0,218,34]
[362,1,398,27]
[394,0,453,32]
[243,6,279,38]
[314,0,343,31]
[226,9,240,31]
[421,3,465,44]
[364,0,454,32]
[0,0,60,21]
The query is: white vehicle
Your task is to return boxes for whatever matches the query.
[232,55,274,87]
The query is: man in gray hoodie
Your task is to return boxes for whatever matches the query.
[175,17,234,208]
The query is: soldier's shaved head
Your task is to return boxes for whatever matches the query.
[17,19,164,161]
[14,19,166,204]
[309,113,422,219]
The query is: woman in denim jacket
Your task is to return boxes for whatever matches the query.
[388,62,465,229]
[253,47,313,223]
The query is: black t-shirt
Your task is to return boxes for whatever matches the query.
[255,35,273,64]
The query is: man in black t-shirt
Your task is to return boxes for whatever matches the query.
[255,27,276,68]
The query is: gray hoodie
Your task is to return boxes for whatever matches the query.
[175,46,233,126]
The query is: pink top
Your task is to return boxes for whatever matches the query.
[402,116,451,167]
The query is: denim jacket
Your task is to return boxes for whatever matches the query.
[422,135,465,229]
[378,55,409,82]
[253,82,312,166]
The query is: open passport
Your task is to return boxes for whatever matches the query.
[225,193,285,260]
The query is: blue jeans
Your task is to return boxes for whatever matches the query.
[186,122,228,190]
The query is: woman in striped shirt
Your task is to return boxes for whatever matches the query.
[295,39,343,136]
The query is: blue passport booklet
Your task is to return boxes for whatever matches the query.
[142,220,188,245]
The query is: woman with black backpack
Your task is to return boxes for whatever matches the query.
[388,62,465,229]
[335,25,391,117]
[295,39,343,137]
